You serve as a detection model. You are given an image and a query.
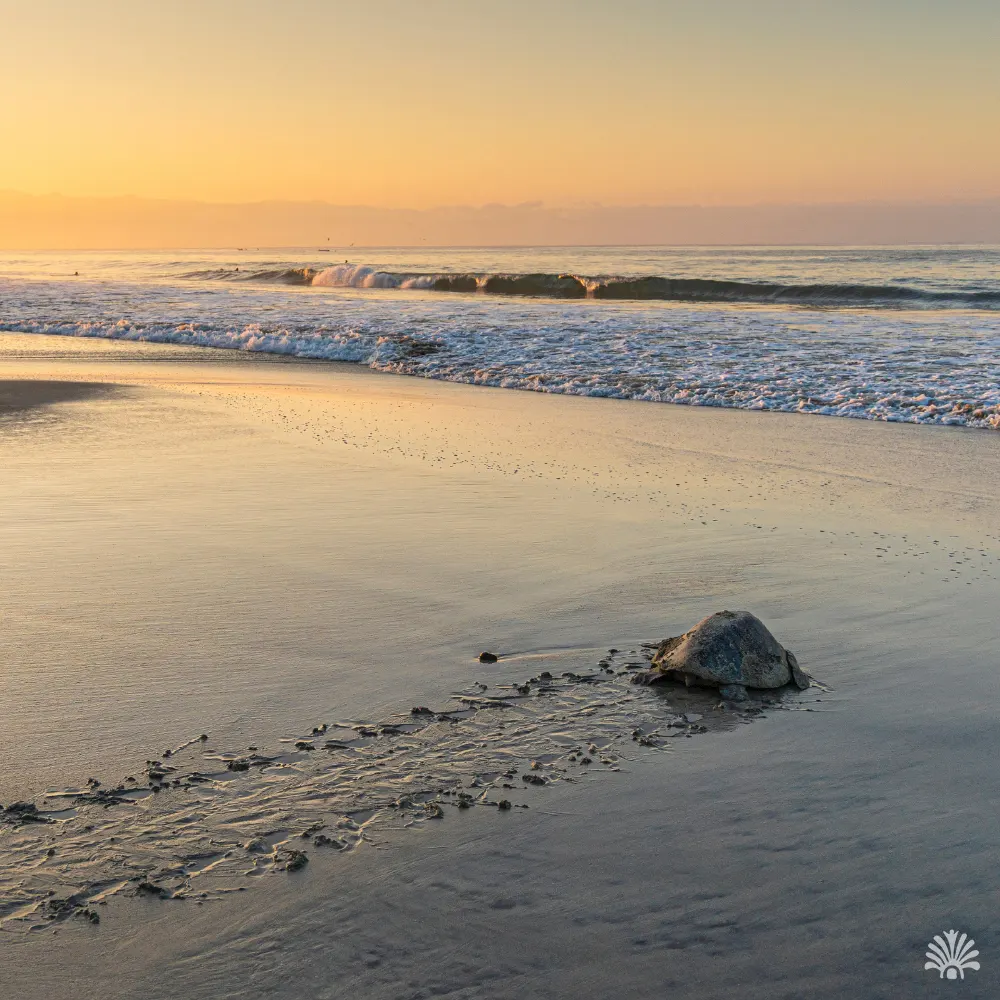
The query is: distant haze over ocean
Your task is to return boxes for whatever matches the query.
[2,191,1000,249]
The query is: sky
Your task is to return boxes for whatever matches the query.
[1,0,998,245]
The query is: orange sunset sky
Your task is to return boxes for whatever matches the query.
[1,0,998,246]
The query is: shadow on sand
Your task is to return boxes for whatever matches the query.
[0,380,120,415]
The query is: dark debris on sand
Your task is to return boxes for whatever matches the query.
[1,802,53,826]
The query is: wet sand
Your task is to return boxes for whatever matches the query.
[1,332,998,998]
[0,379,119,414]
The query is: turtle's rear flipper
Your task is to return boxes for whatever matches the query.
[786,650,812,690]
[719,684,748,702]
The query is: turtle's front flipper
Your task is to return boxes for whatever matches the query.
[631,669,661,686]
[786,650,812,690]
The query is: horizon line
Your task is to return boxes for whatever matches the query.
[4,190,1000,212]
[7,241,1000,254]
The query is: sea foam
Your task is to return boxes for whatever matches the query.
[2,247,999,430]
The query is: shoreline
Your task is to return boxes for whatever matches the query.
[4,324,999,433]
[3,328,1000,457]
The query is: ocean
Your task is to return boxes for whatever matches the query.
[1,245,998,429]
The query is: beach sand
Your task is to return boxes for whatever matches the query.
[1,332,998,998]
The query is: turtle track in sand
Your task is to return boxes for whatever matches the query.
[0,648,819,931]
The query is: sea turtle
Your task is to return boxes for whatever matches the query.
[633,610,811,701]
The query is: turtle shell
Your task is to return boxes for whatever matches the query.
[645,610,809,691]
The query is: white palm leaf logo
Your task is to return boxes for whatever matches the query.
[925,929,980,980]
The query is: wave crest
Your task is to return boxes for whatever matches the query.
[313,264,401,289]
[185,264,1000,309]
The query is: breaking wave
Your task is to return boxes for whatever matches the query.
[183,264,1000,310]
[4,244,1000,431]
